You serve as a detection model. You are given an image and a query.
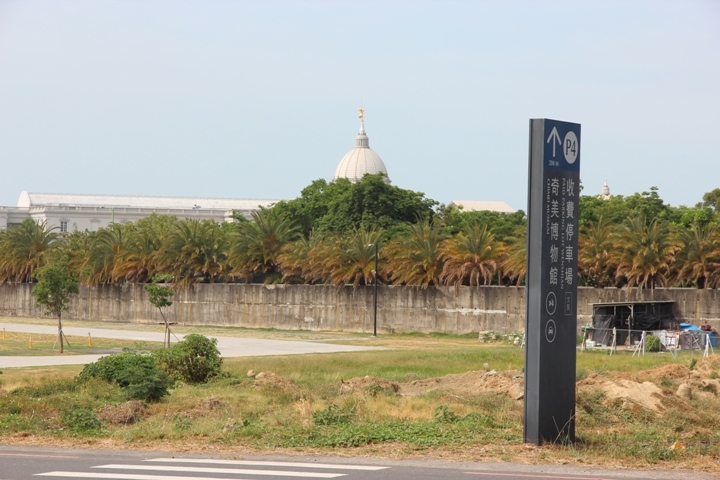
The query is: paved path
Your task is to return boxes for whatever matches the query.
[0,322,379,368]
[2,445,716,480]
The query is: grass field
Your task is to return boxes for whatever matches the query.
[0,330,162,357]
[0,324,718,473]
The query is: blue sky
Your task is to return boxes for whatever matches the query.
[1,0,718,211]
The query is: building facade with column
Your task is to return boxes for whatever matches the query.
[0,192,279,232]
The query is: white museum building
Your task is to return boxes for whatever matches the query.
[0,192,278,232]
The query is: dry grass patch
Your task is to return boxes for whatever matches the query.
[0,365,83,391]
[98,401,145,425]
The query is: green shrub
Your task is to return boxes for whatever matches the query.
[312,405,356,426]
[645,334,661,353]
[434,405,462,423]
[62,407,102,434]
[77,352,171,402]
[153,334,222,383]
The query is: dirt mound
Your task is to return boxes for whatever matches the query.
[600,380,665,411]
[352,359,718,408]
[398,370,525,400]
[639,363,691,382]
[579,354,720,411]
[253,372,299,392]
[578,371,702,412]
[180,396,227,418]
[339,376,399,395]
[98,401,145,425]
[694,356,720,377]
[577,372,607,388]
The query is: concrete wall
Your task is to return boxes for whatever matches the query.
[0,283,718,334]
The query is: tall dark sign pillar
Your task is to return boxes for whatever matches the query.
[525,118,581,444]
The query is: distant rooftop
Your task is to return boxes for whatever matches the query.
[449,200,516,214]
[17,192,279,211]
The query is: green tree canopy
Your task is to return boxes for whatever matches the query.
[31,258,80,353]
[579,186,674,229]
[437,204,526,242]
[144,273,175,348]
[700,188,720,211]
[271,174,438,237]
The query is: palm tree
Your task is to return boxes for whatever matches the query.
[113,214,177,283]
[0,219,61,283]
[229,208,300,282]
[578,216,617,287]
[300,234,339,284]
[159,219,230,288]
[278,230,348,284]
[80,223,129,285]
[614,216,679,289]
[440,223,504,288]
[277,237,311,283]
[326,228,383,287]
[384,218,446,288]
[674,223,720,288]
[501,226,527,286]
[52,230,93,277]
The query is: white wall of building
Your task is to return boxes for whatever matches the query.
[1,192,281,231]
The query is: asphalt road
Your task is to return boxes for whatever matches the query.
[0,323,379,368]
[0,446,716,480]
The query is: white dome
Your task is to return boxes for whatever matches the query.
[333,115,390,184]
[600,179,611,200]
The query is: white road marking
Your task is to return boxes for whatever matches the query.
[94,464,346,478]
[146,458,388,471]
[37,473,251,480]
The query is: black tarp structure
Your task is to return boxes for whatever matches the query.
[592,314,615,345]
[589,301,678,346]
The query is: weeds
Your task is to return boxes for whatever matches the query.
[644,335,661,353]
[312,405,356,426]
[434,405,462,423]
[62,407,102,435]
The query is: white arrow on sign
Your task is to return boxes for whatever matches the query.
[546,126,561,158]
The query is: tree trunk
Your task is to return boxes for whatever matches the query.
[58,314,63,354]
[160,309,169,348]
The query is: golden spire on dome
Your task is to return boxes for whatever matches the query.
[358,108,364,119]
